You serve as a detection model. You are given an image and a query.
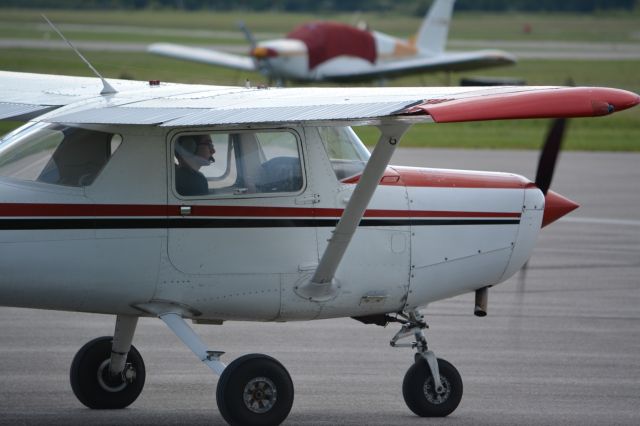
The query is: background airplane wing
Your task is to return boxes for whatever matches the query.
[148,43,257,72]
[0,71,637,127]
[324,50,517,82]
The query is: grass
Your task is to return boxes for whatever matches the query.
[0,9,639,150]
[1,8,639,43]
[354,115,640,151]
[0,26,249,46]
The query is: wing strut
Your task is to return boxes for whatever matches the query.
[296,122,411,302]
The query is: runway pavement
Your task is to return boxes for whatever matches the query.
[1,149,639,425]
[2,38,640,60]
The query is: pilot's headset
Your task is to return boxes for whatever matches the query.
[175,135,214,170]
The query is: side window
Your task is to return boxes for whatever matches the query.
[0,123,122,187]
[318,127,370,181]
[173,130,303,197]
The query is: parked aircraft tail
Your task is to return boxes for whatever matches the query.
[414,0,455,55]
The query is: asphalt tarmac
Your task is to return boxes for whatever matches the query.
[2,38,640,60]
[1,149,639,425]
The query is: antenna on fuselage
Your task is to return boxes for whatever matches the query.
[42,14,117,95]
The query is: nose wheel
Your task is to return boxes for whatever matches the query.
[390,310,463,417]
[402,356,462,417]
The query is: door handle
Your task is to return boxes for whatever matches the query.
[180,206,192,216]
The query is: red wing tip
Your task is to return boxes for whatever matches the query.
[600,88,640,113]
[404,87,640,123]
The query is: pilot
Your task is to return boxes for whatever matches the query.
[175,134,215,196]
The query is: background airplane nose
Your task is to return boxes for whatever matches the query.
[542,190,579,227]
[251,46,278,58]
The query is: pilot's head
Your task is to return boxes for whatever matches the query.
[176,134,215,169]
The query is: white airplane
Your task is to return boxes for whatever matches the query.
[148,0,516,84]
[0,69,638,425]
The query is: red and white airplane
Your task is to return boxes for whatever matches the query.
[148,0,516,84]
[0,69,638,425]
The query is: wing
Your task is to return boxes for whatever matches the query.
[147,43,257,72]
[0,71,97,120]
[0,71,166,121]
[323,50,517,82]
[0,71,637,127]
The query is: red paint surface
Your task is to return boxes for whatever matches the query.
[404,87,640,123]
[287,21,376,69]
[344,166,532,189]
[542,190,579,227]
[0,203,520,220]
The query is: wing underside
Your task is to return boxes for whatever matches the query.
[0,103,58,121]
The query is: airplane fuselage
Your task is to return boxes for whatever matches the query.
[257,31,515,83]
[0,123,543,322]
[3,68,634,424]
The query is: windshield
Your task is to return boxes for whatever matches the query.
[318,126,370,181]
[0,122,122,187]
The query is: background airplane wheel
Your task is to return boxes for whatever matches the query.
[402,357,462,417]
[216,353,294,426]
[70,336,145,409]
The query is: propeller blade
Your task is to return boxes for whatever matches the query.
[517,79,576,324]
[237,20,277,83]
[534,118,567,195]
[534,77,575,195]
[237,21,257,49]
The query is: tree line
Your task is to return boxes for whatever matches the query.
[2,0,638,14]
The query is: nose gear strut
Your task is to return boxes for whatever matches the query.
[390,310,444,394]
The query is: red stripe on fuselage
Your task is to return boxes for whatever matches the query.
[0,203,521,219]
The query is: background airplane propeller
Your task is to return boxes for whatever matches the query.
[237,20,278,85]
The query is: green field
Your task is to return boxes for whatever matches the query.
[0,9,639,150]
[1,8,639,42]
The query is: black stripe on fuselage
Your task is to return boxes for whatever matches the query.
[0,217,520,230]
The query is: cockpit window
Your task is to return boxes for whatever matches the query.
[0,122,122,187]
[173,130,303,197]
[318,126,370,181]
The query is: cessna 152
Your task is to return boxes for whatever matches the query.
[148,0,516,84]
[0,69,638,425]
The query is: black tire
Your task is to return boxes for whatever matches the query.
[70,336,145,409]
[216,354,294,426]
[402,357,462,417]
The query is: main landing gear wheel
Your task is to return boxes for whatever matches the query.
[216,354,294,426]
[402,357,462,417]
[70,336,145,409]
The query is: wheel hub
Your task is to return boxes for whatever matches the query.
[96,359,128,393]
[424,375,451,405]
[243,376,277,413]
